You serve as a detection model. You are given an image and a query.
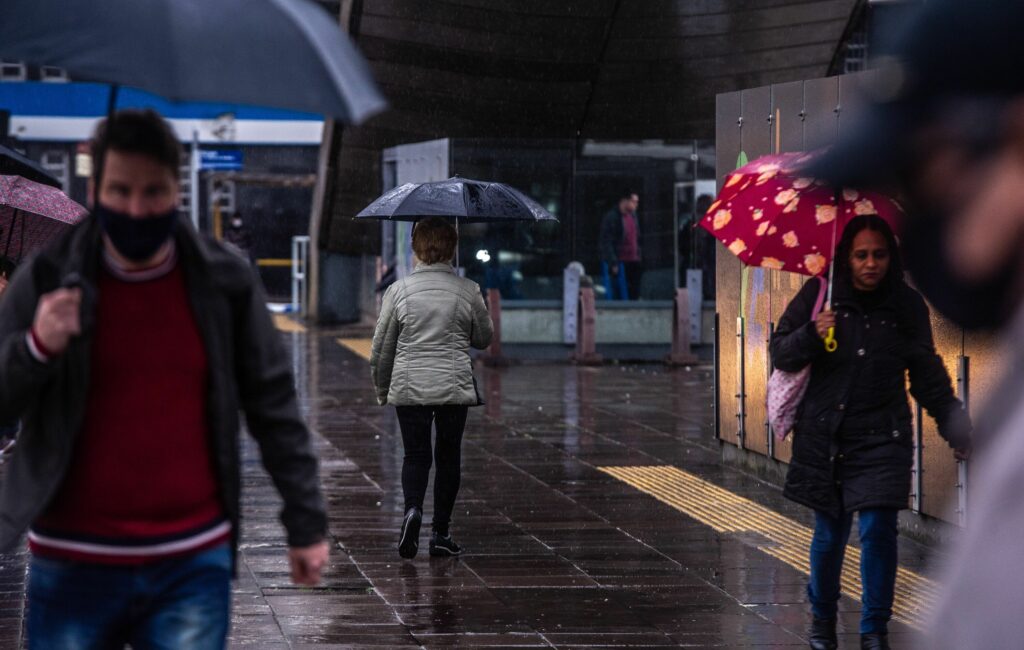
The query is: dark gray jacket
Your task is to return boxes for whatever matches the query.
[771,277,969,517]
[598,207,640,264]
[0,217,327,562]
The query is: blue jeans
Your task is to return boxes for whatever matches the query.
[28,543,231,649]
[809,508,898,634]
[600,262,630,300]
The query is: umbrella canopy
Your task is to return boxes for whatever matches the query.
[700,151,902,277]
[0,175,88,263]
[0,0,387,122]
[356,178,558,223]
[0,145,61,188]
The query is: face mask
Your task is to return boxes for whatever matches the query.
[94,202,178,263]
[902,208,1019,330]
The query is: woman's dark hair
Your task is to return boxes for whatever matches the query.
[412,216,458,265]
[834,214,903,289]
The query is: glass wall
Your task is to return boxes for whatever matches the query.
[446,138,716,302]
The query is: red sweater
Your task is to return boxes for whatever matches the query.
[30,251,229,563]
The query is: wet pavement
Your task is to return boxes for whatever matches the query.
[0,326,940,648]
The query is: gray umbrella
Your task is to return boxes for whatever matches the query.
[356,178,558,223]
[0,0,386,122]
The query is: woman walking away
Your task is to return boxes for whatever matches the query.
[771,215,971,650]
[370,217,494,560]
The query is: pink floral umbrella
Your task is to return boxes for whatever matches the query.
[0,175,88,267]
[699,151,903,278]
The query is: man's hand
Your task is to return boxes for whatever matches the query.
[610,263,619,275]
[288,540,329,586]
[814,309,837,340]
[33,287,82,355]
[954,446,972,461]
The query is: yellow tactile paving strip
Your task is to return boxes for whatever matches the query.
[599,465,938,630]
[271,313,306,333]
[338,338,372,361]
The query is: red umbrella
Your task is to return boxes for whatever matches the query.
[0,175,88,267]
[699,151,902,279]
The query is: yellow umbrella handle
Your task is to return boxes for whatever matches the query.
[824,327,838,353]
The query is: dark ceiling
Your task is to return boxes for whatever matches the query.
[319,0,861,254]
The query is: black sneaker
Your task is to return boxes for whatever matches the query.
[398,507,422,559]
[429,531,462,557]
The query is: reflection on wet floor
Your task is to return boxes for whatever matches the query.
[0,330,936,648]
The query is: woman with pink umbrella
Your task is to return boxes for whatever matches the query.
[771,214,970,650]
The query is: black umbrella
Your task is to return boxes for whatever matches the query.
[0,146,60,189]
[0,0,387,123]
[355,178,558,223]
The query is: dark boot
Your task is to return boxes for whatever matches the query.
[809,617,837,650]
[860,633,890,650]
[398,507,422,559]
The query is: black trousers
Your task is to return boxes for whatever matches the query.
[395,405,469,532]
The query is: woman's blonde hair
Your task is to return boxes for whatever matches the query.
[412,217,458,265]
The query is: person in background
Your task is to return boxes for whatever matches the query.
[771,215,970,650]
[599,189,641,300]
[222,211,253,261]
[370,217,493,560]
[0,109,329,648]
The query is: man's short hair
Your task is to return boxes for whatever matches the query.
[412,217,458,265]
[90,109,182,181]
[620,189,638,201]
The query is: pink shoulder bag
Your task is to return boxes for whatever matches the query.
[767,277,827,441]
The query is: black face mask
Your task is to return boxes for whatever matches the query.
[902,209,1019,331]
[94,203,178,263]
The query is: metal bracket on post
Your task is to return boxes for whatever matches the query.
[911,401,924,513]
[767,322,776,458]
[571,287,603,365]
[736,316,746,449]
[956,355,970,527]
[714,313,721,440]
[666,288,699,365]
[483,289,508,367]
[290,235,310,316]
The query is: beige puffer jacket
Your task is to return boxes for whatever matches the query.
[370,263,493,406]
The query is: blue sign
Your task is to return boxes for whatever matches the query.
[200,149,243,171]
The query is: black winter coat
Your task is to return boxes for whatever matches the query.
[771,276,970,517]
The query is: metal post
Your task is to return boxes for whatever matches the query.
[291,235,310,315]
[483,289,507,367]
[736,316,746,449]
[956,355,970,527]
[571,287,603,365]
[767,322,775,458]
[911,401,923,513]
[190,130,200,229]
[666,288,699,365]
[714,312,721,440]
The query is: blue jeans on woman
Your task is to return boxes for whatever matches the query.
[809,508,899,635]
[27,543,232,649]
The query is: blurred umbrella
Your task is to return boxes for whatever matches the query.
[356,178,558,223]
[0,0,387,122]
[0,146,60,189]
[0,175,88,264]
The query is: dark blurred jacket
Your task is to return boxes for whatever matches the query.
[771,277,969,517]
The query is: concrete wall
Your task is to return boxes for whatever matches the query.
[501,301,715,345]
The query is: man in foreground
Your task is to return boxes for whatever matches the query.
[0,109,329,648]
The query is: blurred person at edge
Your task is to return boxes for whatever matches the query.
[771,215,970,650]
[808,2,1024,647]
[370,217,493,560]
[0,109,328,649]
